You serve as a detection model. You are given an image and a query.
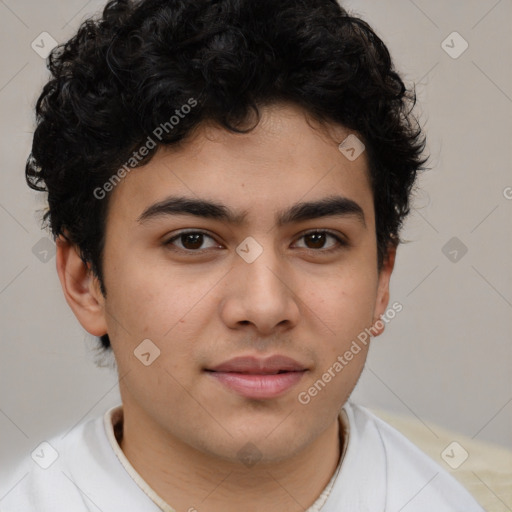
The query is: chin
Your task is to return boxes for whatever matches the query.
[192,416,318,466]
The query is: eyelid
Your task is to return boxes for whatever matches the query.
[292,229,348,251]
[164,228,348,253]
[295,228,348,243]
[164,229,221,250]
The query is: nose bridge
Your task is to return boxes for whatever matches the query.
[221,234,300,333]
[237,235,288,299]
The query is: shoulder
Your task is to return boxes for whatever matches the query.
[0,407,156,512]
[0,415,104,512]
[340,401,485,511]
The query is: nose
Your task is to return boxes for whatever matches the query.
[219,241,301,336]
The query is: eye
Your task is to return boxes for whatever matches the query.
[164,230,221,252]
[164,229,347,254]
[293,230,347,252]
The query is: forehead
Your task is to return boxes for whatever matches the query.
[106,103,374,227]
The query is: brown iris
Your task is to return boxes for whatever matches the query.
[303,232,327,249]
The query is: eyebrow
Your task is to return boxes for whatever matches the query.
[137,195,366,227]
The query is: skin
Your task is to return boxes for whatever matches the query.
[57,103,396,512]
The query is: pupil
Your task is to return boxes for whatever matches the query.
[307,233,325,249]
[183,233,203,249]
[179,233,327,250]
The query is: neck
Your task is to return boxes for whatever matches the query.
[118,403,342,512]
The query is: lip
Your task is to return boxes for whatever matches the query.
[208,355,307,374]
[206,355,308,400]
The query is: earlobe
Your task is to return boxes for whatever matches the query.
[55,236,108,337]
[371,244,397,337]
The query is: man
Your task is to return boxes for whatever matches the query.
[2,0,484,510]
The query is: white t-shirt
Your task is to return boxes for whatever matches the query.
[0,401,484,511]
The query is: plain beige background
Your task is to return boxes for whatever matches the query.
[0,0,511,491]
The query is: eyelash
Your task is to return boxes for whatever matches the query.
[163,229,348,255]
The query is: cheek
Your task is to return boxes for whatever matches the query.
[303,266,378,395]
[106,268,204,400]
[310,266,378,335]
[105,255,215,339]
[104,256,225,388]
[297,273,376,412]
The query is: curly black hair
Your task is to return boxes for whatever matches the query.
[26,0,427,351]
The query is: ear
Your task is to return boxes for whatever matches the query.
[55,236,108,337]
[370,243,397,337]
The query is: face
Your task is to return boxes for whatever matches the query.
[63,103,394,464]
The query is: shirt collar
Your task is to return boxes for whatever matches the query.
[104,404,351,512]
